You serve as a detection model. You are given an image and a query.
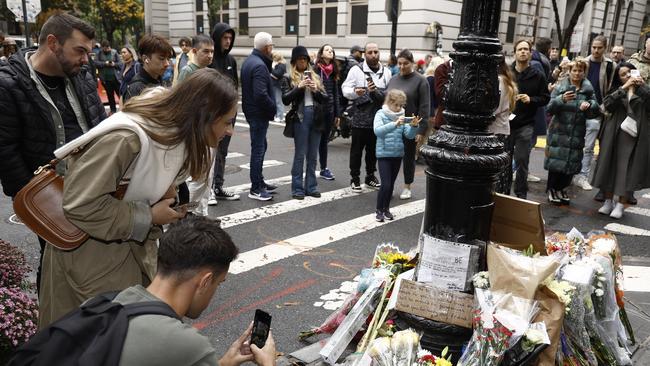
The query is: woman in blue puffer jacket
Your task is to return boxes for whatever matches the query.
[373,89,421,222]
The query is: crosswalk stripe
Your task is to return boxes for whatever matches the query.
[220,186,376,228]
[239,160,285,169]
[228,199,425,274]
[226,152,245,159]
[622,265,650,292]
[604,223,650,237]
[226,175,293,195]
[625,206,650,217]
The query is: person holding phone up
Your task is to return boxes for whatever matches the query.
[386,49,430,201]
[281,46,329,200]
[373,89,420,222]
[591,62,650,219]
[544,59,599,205]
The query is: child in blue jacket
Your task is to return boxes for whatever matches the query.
[373,89,421,222]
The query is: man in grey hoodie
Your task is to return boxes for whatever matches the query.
[208,23,241,202]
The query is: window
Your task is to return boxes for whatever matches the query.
[239,12,249,35]
[239,0,248,8]
[196,0,203,12]
[509,0,518,13]
[211,0,230,25]
[286,0,299,35]
[310,0,337,35]
[350,0,368,35]
[621,2,633,45]
[506,16,516,43]
[196,15,205,34]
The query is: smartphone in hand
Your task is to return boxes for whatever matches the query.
[303,70,311,80]
[250,309,272,348]
[631,69,641,78]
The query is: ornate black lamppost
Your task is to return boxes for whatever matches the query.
[397,0,509,360]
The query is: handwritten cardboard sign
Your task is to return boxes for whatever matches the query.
[394,279,474,328]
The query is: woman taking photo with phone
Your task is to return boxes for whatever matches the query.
[38,69,238,327]
[386,49,430,201]
[281,46,328,200]
[544,58,599,205]
[591,62,650,219]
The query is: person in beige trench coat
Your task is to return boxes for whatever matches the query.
[38,68,239,327]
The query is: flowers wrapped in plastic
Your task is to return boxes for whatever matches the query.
[366,329,419,366]
[457,289,540,366]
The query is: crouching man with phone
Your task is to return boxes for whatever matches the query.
[13,216,277,366]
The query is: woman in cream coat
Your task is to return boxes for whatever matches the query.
[39,69,238,327]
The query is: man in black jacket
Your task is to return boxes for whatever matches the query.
[0,13,106,295]
[122,34,173,102]
[509,39,550,199]
[208,23,240,202]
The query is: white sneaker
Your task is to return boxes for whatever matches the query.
[573,175,593,191]
[208,191,218,206]
[527,174,541,182]
[400,188,412,200]
[610,203,624,219]
[598,199,613,215]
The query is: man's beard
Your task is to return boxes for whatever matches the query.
[55,48,81,77]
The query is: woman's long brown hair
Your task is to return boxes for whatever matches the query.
[498,60,518,113]
[121,68,237,180]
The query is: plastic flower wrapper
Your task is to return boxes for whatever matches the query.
[372,243,414,270]
[390,329,419,366]
[458,289,538,366]
[545,228,586,257]
[299,290,363,340]
[367,337,393,366]
[501,322,550,366]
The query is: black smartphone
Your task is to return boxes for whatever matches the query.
[567,85,576,93]
[251,309,272,348]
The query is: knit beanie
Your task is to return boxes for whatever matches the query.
[291,46,310,64]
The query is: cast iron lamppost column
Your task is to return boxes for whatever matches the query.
[397,0,509,360]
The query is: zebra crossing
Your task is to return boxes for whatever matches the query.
[216,149,650,296]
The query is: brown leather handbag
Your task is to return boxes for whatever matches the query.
[13,159,88,250]
[13,159,128,251]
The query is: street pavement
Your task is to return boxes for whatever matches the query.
[2,105,650,362]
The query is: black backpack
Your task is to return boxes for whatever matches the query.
[9,291,180,366]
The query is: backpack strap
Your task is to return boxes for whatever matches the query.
[123,301,181,319]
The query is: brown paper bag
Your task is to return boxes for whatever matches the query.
[487,244,561,300]
[534,286,565,366]
[490,193,546,254]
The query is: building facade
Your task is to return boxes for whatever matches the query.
[145,0,649,59]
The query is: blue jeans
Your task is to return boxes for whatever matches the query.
[249,119,269,191]
[377,157,402,210]
[273,83,284,120]
[292,106,320,195]
[580,117,600,177]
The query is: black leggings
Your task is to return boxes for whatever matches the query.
[402,137,416,185]
[377,157,402,210]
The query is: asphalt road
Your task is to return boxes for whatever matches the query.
[2,108,650,361]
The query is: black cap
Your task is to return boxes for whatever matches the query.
[291,45,310,64]
[350,45,364,54]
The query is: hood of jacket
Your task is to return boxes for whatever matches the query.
[211,23,235,57]
[630,51,650,65]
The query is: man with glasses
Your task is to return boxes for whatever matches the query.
[341,42,392,192]
[241,32,277,201]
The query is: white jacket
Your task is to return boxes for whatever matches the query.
[342,61,392,100]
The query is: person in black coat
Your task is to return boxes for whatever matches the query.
[313,44,340,180]
[0,14,106,296]
[208,22,241,201]
[122,34,173,102]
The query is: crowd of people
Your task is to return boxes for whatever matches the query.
[1,10,649,364]
[491,35,649,221]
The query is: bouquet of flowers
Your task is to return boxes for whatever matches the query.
[366,329,420,366]
[299,290,363,340]
[417,347,453,366]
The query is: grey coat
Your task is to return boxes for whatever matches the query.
[591,85,650,191]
